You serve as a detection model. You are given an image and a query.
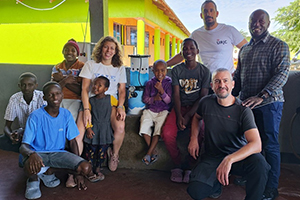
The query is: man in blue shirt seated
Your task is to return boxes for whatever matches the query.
[19,82,92,200]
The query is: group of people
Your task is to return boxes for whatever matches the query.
[3,0,290,200]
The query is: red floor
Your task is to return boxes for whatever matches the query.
[1,149,300,200]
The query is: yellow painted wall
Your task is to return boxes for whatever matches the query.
[0,0,90,65]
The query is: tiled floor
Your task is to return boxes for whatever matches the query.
[1,149,300,200]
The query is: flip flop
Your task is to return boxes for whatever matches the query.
[38,173,60,188]
[150,154,158,164]
[142,155,151,165]
[86,174,102,183]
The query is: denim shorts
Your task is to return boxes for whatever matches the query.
[24,151,85,171]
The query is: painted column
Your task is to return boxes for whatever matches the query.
[154,28,160,60]
[165,34,170,60]
[137,19,145,55]
[177,39,181,54]
[172,36,176,57]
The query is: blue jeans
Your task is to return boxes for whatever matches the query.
[252,102,283,189]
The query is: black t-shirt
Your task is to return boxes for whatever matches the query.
[197,94,257,157]
[172,62,211,106]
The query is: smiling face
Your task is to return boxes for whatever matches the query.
[181,39,199,62]
[101,41,116,64]
[201,2,219,29]
[249,9,270,39]
[153,61,167,82]
[92,78,108,97]
[18,76,38,98]
[43,84,63,108]
[212,70,234,99]
[63,44,78,63]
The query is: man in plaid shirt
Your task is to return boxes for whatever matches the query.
[233,9,290,200]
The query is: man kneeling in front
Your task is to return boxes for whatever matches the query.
[187,68,270,200]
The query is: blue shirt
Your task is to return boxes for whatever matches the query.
[22,106,79,152]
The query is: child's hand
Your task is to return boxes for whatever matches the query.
[52,68,64,82]
[154,81,164,95]
[176,115,186,131]
[86,128,95,139]
[153,93,162,101]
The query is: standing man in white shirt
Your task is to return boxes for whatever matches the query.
[167,0,247,74]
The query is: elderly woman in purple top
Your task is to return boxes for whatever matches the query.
[139,60,172,165]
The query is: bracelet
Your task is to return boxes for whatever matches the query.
[84,108,90,111]
[117,106,123,109]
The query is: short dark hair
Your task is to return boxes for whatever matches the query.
[95,76,110,88]
[201,0,217,11]
[18,72,37,84]
[42,81,61,95]
[182,38,199,50]
[153,59,167,69]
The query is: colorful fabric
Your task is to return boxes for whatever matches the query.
[83,143,109,172]
[52,59,84,100]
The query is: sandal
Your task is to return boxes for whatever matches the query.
[96,172,105,181]
[150,154,158,164]
[86,174,102,183]
[142,155,151,165]
[25,178,41,200]
[183,170,191,183]
[38,173,60,188]
[170,168,183,183]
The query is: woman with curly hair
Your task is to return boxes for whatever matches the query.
[77,36,126,172]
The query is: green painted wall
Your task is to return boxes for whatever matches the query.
[0,0,90,65]
[108,0,145,18]
[0,0,187,65]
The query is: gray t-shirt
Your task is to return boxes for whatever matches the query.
[197,94,257,157]
[172,62,211,106]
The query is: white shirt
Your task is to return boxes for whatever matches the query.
[4,90,46,128]
[190,23,245,73]
[79,60,127,99]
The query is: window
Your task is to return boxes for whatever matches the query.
[126,26,137,46]
[113,23,121,43]
[145,32,149,47]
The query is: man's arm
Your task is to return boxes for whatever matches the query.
[69,138,80,156]
[166,53,184,67]
[216,128,262,186]
[188,112,203,159]
[173,85,185,130]
[236,39,248,49]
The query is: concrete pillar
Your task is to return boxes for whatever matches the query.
[172,37,176,57]
[165,34,170,60]
[154,28,160,60]
[89,0,108,47]
[177,39,181,54]
[137,19,145,55]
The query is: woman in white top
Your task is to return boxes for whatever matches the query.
[77,36,126,172]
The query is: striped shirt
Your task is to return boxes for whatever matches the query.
[233,32,290,106]
[4,90,46,128]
